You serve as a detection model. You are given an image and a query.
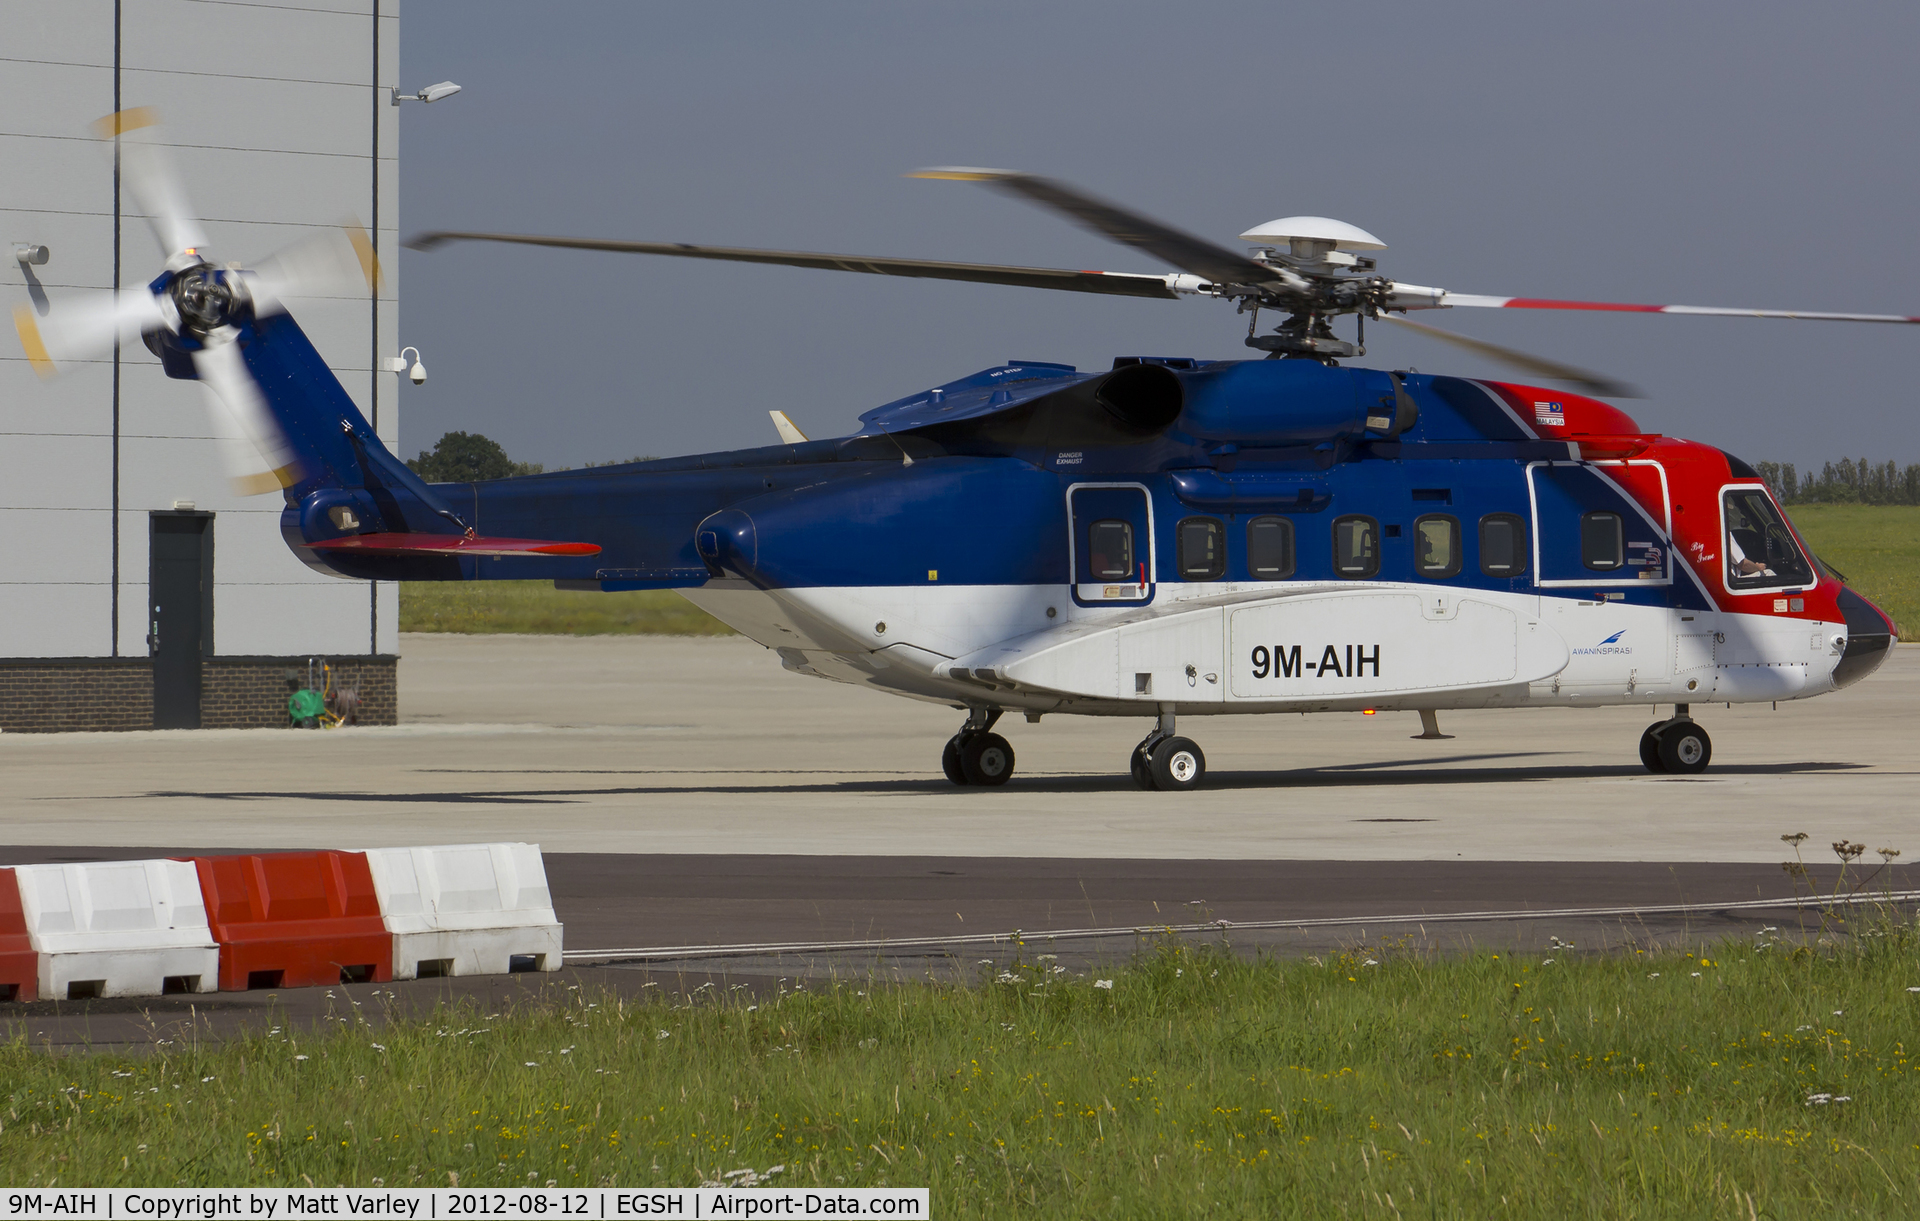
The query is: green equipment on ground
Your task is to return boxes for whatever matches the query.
[288,687,325,728]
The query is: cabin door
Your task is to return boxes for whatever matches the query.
[1527,460,1675,690]
[1068,483,1155,607]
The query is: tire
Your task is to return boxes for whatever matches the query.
[960,732,1015,786]
[1656,722,1712,775]
[941,735,970,786]
[1130,743,1157,791]
[1149,736,1206,791]
[1639,726,1666,773]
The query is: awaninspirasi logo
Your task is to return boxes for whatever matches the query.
[1572,629,1632,657]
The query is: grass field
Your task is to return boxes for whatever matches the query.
[401,507,1917,641]
[1786,504,1920,641]
[399,583,732,636]
[8,929,1920,1216]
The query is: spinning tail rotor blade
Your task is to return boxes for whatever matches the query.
[13,289,168,376]
[242,223,382,315]
[1436,292,1920,325]
[96,108,211,262]
[909,167,1298,292]
[1384,314,1642,399]
[404,231,1185,299]
[190,330,303,495]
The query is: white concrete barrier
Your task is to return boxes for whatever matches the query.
[362,843,563,979]
[12,859,219,998]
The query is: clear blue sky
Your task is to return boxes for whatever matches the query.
[395,1,1920,473]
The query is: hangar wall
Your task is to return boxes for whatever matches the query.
[0,0,403,730]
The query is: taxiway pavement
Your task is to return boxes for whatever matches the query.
[0,633,1911,862]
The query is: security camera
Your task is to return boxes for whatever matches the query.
[389,346,426,385]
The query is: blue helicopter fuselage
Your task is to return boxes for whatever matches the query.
[214,304,1888,722]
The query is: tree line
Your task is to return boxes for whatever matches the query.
[1753,459,1920,506]
[405,430,659,482]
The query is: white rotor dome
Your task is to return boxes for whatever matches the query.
[1238,216,1386,251]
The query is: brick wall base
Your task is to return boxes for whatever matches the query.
[0,655,398,732]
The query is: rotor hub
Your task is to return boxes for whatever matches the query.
[171,264,232,335]
[1246,310,1358,360]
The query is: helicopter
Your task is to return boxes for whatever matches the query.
[17,117,1901,790]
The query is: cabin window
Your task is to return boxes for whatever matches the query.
[1723,488,1813,589]
[1414,514,1462,578]
[1479,513,1528,577]
[1581,511,1625,571]
[1246,516,1295,579]
[1332,515,1380,578]
[1176,517,1226,581]
[1086,519,1134,580]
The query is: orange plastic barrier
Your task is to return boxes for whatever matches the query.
[190,851,392,990]
[0,870,36,1002]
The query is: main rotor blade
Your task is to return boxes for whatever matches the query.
[1440,292,1920,325]
[96,108,210,262]
[403,231,1184,299]
[909,168,1294,291]
[1383,315,1643,399]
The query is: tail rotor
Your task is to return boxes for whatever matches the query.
[14,109,379,496]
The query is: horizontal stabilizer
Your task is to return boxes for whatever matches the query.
[305,532,601,557]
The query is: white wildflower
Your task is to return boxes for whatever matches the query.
[294,1055,309,1062]
[657,1030,672,1040]
[1094,979,1114,990]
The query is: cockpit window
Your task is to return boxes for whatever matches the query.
[1724,488,1813,589]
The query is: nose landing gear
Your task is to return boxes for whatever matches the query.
[1639,705,1712,775]
[1130,708,1207,791]
[941,709,1015,787]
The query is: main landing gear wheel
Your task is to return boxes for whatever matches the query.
[1638,724,1666,773]
[961,732,1015,786]
[1656,721,1712,775]
[1149,736,1206,791]
[942,710,1014,787]
[941,736,968,785]
[1129,712,1207,792]
[1129,743,1154,790]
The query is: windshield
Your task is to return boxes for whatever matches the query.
[1723,488,1813,590]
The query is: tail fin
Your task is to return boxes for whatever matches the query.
[149,302,474,548]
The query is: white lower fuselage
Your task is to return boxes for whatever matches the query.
[679,580,1850,718]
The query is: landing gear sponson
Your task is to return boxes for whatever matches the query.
[942,709,1016,787]
[1639,704,1712,775]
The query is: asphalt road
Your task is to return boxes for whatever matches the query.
[0,846,1898,1049]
